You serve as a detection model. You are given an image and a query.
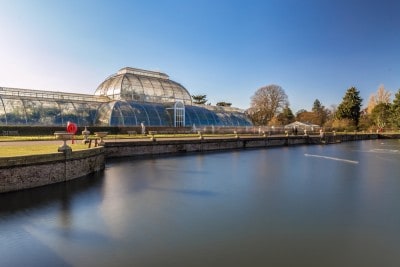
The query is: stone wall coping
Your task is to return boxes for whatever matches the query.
[0,147,104,168]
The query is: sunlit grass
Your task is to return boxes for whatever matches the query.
[0,135,59,141]
[0,143,89,157]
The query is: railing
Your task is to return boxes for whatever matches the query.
[0,87,109,102]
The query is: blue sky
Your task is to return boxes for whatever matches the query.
[0,0,399,112]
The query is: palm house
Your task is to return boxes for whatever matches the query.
[0,67,252,127]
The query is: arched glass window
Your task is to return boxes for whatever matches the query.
[174,101,185,127]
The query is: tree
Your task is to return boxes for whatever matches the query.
[296,109,307,117]
[296,110,319,124]
[367,84,391,114]
[390,89,400,128]
[312,99,323,113]
[192,94,208,105]
[335,87,363,127]
[275,106,295,125]
[371,103,392,130]
[311,99,329,125]
[216,101,232,107]
[323,105,336,128]
[247,84,289,125]
[295,101,328,126]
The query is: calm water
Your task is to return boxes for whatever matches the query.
[1,139,400,267]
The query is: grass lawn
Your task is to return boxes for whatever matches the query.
[0,143,89,157]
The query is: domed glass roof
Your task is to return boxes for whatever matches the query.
[94,67,193,105]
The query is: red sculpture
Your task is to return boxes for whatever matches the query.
[67,121,78,143]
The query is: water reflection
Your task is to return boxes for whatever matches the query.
[1,140,400,266]
[0,172,104,216]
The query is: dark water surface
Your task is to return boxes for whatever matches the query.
[1,139,400,267]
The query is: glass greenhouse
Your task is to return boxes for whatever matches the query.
[0,67,252,127]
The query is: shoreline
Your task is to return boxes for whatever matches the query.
[1,133,398,193]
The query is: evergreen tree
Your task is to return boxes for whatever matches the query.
[335,87,363,127]
[312,99,323,113]
[390,89,400,128]
[276,106,295,125]
[192,94,208,105]
[311,99,328,125]
[371,103,391,130]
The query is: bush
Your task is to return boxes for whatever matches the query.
[331,119,357,132]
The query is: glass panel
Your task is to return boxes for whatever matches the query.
[118,102,137,125]
[203,109,219,125]
[217,112,232,126]
[127,75,144,101]
[74,102,96,126]
[194,106,209,125]
[142,103,162,126]
[110,76,123,100]
[170,83,183,101]
[129,103,150,126]
[110,102,138,126]
[95,102,114,126]
[2,98,27,124]
[184,107,194,126]
[56,102,78,125]
[139,77,155,102]
[23,99,43,125]
[0,96,6,124]
[155,105,171,126]
[160,80,175,103]
[150,79,164,97]
[185,107,200,126]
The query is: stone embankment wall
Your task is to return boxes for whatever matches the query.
[0,147,105,193]
[104,134,380,158]
[0,133,389,193]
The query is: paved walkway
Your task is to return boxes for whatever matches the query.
[0,140,61,146]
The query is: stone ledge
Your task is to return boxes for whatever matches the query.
[0,147,105,193]
[0,147,104,168]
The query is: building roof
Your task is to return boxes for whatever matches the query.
[284,121,320,129]
[94,67,193,105]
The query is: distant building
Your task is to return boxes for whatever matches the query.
[284,121,320,132]
[0,67,252,127]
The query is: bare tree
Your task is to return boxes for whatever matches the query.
[247,84,289,125]
[367,84,391,114]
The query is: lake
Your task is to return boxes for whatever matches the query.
[1,139,400,267]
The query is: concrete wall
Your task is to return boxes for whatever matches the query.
[104,134,380,158]
[0,147,105,193]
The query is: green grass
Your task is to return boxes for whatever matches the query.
[0,143,89,157]
[0,135,60,141]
